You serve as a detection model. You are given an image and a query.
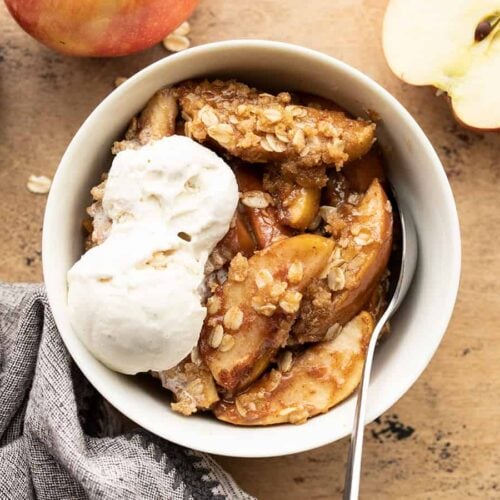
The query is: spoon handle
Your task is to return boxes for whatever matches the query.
[342,308,392,500]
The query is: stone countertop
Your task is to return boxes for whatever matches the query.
[1,1,499,498]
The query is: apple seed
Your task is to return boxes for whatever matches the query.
[474,15,500,42]
[475,21,492,41]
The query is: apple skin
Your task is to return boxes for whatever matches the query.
[4,0,199,57]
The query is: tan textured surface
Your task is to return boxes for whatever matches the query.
[1,1,499,498]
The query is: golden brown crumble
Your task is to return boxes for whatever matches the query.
[208,325,224,348]
[206,295,221,315]
[279,290,303,314]
[228,253,249,282]
[287,262,304,285]
[219,334,236,352]
[176,80,375,171]
[155,357,219,416]
[223,306,244,330]
[240,190,272,208]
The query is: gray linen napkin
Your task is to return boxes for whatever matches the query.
[0,283,253,500]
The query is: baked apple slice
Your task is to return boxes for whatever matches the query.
[263,170,321,230]
[292,179,392,343]
[112,88,178,153]
[199,234,334,395]
[343,148,386,193]
[214,311,374,425]
[177,79,376,169]
[220,213,256,257]
[323,148,385,209]
[153,352,219,416]
[282,186,321,230]
[234,164,292,248]
[205,212,256,275]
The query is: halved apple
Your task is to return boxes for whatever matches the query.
[292,179,392,344]
[199,234,334,395]
[214,311,373,425]
[383,0,500,130]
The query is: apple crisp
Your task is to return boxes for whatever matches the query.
[83,78,394,426]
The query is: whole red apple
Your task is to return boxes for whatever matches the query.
[4,0,199,57]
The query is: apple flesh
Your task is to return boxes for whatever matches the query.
[4,0,199,57]
[383,0,500,130]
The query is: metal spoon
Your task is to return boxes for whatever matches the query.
[343,191,418,500]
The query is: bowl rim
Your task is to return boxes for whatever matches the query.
[42,39,461,457]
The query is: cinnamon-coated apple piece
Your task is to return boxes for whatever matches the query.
[204,211,256,275]
[134,88,179,144]
[217,213,256,258]
[323,148,385,208]
[283,187,321,230]
[343,148,386,193]
[292,179,392,344]
[234,164,292,248]
[177,79,376,169]
[153,354,219,416]
[229,213,256,256]
[199,234,334,395]
[112,88,178,153]
[214,311,374,425]
[383,0,500,130]
[263,170,321,230]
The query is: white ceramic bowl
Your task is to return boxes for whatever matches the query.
[43,40,460,458]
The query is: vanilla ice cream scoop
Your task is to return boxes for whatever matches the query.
[67,135,239,374]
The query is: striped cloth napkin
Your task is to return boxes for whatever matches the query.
[0,283,253,500]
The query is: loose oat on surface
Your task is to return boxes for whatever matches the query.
[287,261,304,284]
[163,34,190,52]
[279,290,303,314]
[278,350,293,372]
[251,296,277,317]
[240,190,272,208]
[27,175,51,194]
[173,21,190,36]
